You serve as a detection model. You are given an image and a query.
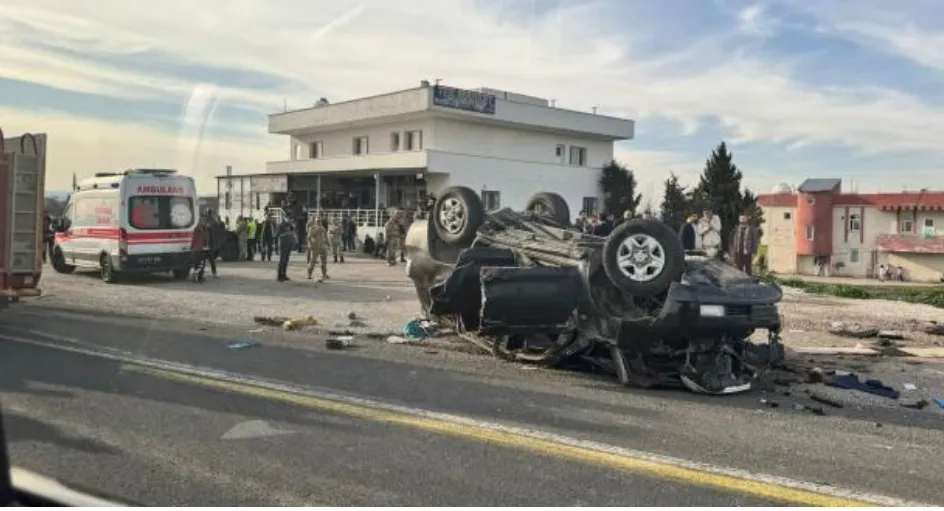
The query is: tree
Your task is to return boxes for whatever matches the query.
[692,141,746,251]
[659,172,690,232]
[741,188,764,239]
[599,160,641,217]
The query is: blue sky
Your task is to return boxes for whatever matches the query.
[1,0,943,199]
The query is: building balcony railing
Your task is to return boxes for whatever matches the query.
[266,151,429,174]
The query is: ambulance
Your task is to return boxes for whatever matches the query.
[51,169,199,283]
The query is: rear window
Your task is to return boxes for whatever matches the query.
[129,196,195,230]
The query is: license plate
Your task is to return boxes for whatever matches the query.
[140,256,162,264]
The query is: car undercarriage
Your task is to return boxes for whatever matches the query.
[404,186,784,395]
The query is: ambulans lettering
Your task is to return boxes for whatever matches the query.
[136,184,186,195]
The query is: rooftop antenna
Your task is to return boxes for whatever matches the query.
[434,78,443,86]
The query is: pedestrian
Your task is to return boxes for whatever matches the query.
[307,216,329,282]
[729,213,758,275]
[42,211,53,264]
[235,216,248,260]
[384,210,403,266]
[189,217,211,283]
[328,217,344,263]
[679,214,698,251]
[276,217,296,282]
[261,214,276,262]
[696,210,722,258]
[246,217,257,261]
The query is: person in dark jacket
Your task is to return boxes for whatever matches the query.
[276,218,297,282]
[679,214,697,251]
[260,214,277,262]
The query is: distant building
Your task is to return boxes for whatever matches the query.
[215,81,635,235]
[757,178,944,281]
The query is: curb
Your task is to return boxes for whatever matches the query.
[791,346,944,358]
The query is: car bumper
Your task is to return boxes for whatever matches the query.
[113,252,195,273]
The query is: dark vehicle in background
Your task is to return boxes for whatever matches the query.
[404,186,784,394]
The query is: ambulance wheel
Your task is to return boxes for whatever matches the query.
[172,268,190,280]
[100,256,119,284]
[51,247,75,274]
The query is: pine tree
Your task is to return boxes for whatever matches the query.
[659,172,690,232]
[741,188,764,238]
[599,161,641,217]
[692,142,745,251]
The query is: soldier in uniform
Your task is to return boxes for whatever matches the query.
[306,215,329,282]
[328,217,344,263]
[384,209,403,266]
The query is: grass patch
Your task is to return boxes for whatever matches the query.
[760,272,944,309]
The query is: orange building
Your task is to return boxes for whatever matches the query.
[757,178,944,282]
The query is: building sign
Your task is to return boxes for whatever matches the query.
[250,174,288,193]
[432,86,496,115]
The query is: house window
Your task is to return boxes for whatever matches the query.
[925,218,935,229]
[582,197,599,215]
[405,130,423,151]
[805,224,815,241]
[255,193,261,211]
[353,136,369,156]
[555,144,566,164]
[481,190,501,211]
[309,141,323,159]
[806,197,815,206]
[569,146,587,166]
[900,219,914,233]
[783,212,791,220]
[390,132,401,152]
[848,213,861,232]
[849,248,860,264]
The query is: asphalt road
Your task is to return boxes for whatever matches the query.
[1,304,943,506]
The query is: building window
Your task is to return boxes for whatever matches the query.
[849,248,860,264]
[309,141,323,159]
[569,146,587,166]
[555,144,566,164]
[353,136,369,156]
[805,224,815,241]
[255,193,260,211]
[390,132,401,152]
[925,218,935,229]
[900,219,914,233]
[405,130,423,151]
[783,212,791,220]
[848,213,861,232]
[805,197,815,206]
[481,190,501,211]
[582,197,599,215]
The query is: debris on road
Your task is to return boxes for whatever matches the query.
[807,392,844,408]
[228,339,261,350]
[254,316,289,327]
[326,336,355,350]
[283,315,318,331]
[824,372,900,399]
[828,321,879,339]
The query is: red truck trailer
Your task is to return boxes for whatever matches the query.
[0,128,47,311]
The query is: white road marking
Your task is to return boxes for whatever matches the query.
[0,331,934,507]
[221,420,296,441]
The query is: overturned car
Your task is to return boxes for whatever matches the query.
[405,186,784,395]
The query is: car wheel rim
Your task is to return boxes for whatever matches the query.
[438,197,467,235]
[616,233,666,282]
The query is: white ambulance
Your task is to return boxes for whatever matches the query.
[51,169,199,283]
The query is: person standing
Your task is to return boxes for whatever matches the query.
[307,216,329,282]
[679,214,698,251]
[696,210,722,257]
[730,214,758,275]
[260,214,276,262]
[246,217,257,261]
[235,217,248,261]
[384,210,403,266]
[189,217,211,283]
[328,217,344,263]
[276,218,296,282]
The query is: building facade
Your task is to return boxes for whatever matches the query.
[758,179,944,282]
[216,82,635,234]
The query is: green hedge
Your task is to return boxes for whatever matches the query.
[761,273,944,309]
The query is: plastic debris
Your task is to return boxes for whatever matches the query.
[326,336,355,350]
[228,339,261,350]
[934,397,944,409]
[402,319,429,339]
[903,383,917,391]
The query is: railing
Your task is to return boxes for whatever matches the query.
[308,208,391,228]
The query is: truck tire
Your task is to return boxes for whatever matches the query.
[602,219,684,297]
[100,255,119,284]
[432,186,485,246]
[525,192,571,226]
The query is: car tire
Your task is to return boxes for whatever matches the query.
[602,219,684,297]
[51,247,75,274]
[100,255,119,284]
[525,192,571,226]
[432,186,485,246]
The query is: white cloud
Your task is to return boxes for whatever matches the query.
[3,0,944,199]
[736,3,774,37]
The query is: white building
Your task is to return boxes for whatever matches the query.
[216,81,635,233]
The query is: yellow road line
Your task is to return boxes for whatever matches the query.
[125,364,876,507]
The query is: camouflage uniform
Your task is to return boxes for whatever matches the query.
[328,218,344,263]
[384,211,403,265]
[306,218,329,281]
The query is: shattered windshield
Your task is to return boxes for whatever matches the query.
[2,0,944,507]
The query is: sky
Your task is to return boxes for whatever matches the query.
[2,0,943,204]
